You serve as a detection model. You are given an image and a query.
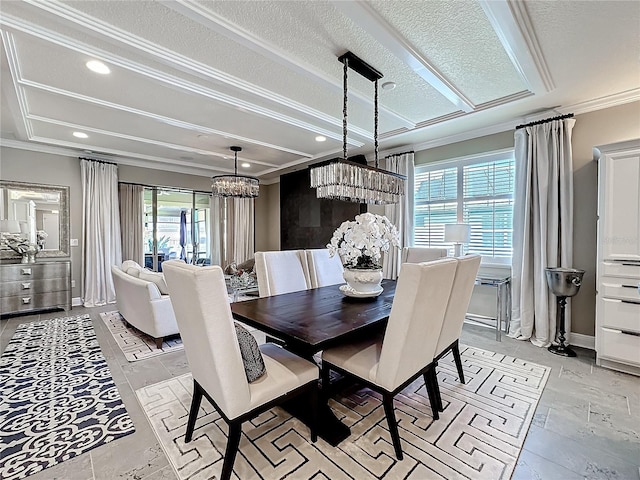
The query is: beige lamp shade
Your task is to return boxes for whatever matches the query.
[445,223,470,256]
[0,219,21,233]
[444,223,470,243]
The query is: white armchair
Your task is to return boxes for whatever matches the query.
[162,260,319,480]
[111,262,179,349]
[321,258,458,460]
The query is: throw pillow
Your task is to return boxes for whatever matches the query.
[138,270,170,295]
[126,267,140,278]
[234,323,266,382]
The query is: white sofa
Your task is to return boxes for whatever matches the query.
[111,260,180,349]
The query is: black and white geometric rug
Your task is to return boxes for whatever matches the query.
[0,314,136,480]
[99,310,183,362]
[136,345,550,480]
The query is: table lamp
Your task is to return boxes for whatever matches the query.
[445,223,470,257]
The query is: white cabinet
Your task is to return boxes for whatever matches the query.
[595,139,640,376]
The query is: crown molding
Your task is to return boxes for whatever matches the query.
[19,1,376,141]
[332,0,474,113]
[0,137,223,177]
[557,88,640,116]
[1,31,33,138]
[479,0,553,94]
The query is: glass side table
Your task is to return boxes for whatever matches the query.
[467,273,511,341]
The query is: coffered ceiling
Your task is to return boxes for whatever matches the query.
[1,1,638,180]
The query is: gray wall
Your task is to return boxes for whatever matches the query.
[254,182,280,252]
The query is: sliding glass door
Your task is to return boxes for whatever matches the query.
[143,188,210,271]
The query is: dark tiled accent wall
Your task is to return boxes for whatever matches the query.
[279,167,364,250]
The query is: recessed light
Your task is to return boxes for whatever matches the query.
[73,131,88,139]
[381,81,396,91]
[86,60,110,75]
[315,135,327,142]
[241,162,251,168]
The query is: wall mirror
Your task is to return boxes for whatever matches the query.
[0,181,70,259]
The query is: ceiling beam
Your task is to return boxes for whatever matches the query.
[479,0,554,94]
[165,0,415,130]
[331,0,475,113]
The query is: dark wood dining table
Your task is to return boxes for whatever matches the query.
[230,279,397,445]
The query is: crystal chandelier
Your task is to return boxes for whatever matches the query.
[211,146,259,198]
[310,51,406,204]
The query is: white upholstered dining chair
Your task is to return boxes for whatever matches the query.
[254,250,311,297]
[306,248,345,288]
[162,260,319,480]
[432,254,481,402]
[321,258,458,460]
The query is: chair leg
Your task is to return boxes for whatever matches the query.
[155,337,164,350]
[429,368,444,412]
[422,371,440,420]
[310,384,318,443]
[221,421,242,480]
[452,341,465,384]
[382,393,403,460]
[185,380,203,442]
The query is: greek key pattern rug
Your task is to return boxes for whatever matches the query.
[0,314,135,480]
[136,346,549,480]
[99,310,184,362]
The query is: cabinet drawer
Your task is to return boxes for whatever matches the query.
[599,327,640,366]
[600,278,640,302]
[1,291,71,315]
[0,278,70,297]
[601,261,640,279]
[1,262,70,282]
[599,297,640,332]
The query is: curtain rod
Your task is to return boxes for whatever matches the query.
[78,156,117,165]
[118,180,211,196]
[385,150,414,158]
[515,113,574,130]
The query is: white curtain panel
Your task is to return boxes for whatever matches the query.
[382,151,415,279]
[510,118,576,347]
[81,160,122,307]
[118,183,144,266]
[210,196,223,267]
[227,197,255,266]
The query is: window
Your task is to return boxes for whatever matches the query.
[143,188,211,271]
[414,149,515,263]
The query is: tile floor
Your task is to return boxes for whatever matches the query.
[1,306,639,480]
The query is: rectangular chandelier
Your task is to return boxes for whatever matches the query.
[310,51,406,205]
[310,158,405,204]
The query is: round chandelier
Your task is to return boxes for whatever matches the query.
[211,146,259,198]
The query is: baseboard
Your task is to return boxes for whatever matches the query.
[72,297,83,307]
[569,332,595,350]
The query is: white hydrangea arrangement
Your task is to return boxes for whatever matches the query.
[327,212,400,269]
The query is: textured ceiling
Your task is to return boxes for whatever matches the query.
[0,0,638,180]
